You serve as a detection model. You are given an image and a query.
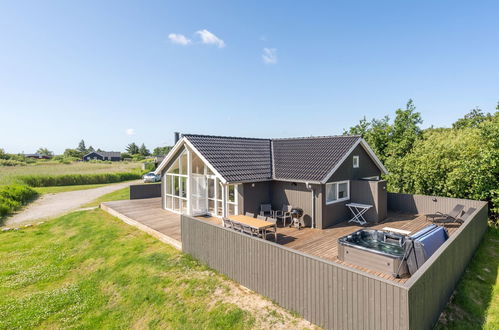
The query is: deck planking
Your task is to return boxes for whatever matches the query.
[102,198,461,283]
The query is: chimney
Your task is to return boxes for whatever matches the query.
[174,132,180,144]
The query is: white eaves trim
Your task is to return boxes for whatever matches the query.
[320,138,388,184]
[154,137,228,184]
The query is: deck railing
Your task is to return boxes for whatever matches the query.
[181,193,488,330]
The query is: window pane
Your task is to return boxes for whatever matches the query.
[326,183,337,202]
[181,199,187,213]
[228,203,235,216]
[208,178,215,199]
[338,182,348,199]
[168,158,180,174]
[165,175,171,195]
[173,197,180,211]
[192,153,204,174]
[174,176,180,196]
[216,201,223,215]
[208,200,215,214]
[180,153,187,174]
[180,177,187,198]
[216,182,222,201]
[206,167,214,175]
[228,185,235,203]
[166,196,172,209]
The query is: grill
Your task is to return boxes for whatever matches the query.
[290,208,304,229]
[290,208,304,218]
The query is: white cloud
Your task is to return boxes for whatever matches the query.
[168,33,192,45]
[126,128,135,136]
[262,48,277,64]
[196,29,225,48]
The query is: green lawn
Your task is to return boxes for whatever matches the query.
[83,187,130,208]
[0,162,141,185]
[0,209,309,329]
[436,224,499,329]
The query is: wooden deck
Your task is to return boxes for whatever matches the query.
[195,212,461,283]
[101,198,462,283]
[101,198,182,249]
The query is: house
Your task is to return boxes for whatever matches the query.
[155,133,388,229]
[82,151,121,161]
[25,153,52,160]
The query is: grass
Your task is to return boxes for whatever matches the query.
[0,162,141,185]
[0,209,307,329]
[435,223,499,329]
[0,184,39,224]
[83,187,130,208]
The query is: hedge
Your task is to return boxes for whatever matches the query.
[17,172,143,187]
[0,184,39,221]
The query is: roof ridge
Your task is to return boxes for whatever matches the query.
[183,133,270,141]
[271,135,361,141]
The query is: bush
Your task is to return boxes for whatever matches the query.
[17,171,143,187]
[0,159,28,166]
[0,184,38,220]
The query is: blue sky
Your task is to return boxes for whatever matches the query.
[1,1,498,154]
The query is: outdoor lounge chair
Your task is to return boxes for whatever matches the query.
[275,204,293,227]
[456,207,476,224]
[260,204,274,217]
[429,204,465,224]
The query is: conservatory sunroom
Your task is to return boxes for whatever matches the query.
[162,146,239,217]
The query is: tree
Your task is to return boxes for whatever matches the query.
[139,143,150,156]
[36,147,53,157]
[452,107,492,129]
[152,146,172,156]
[63,148,81,158]
[0,148,7,160]
[77,139,87,153]
[87,146,95,152]
[386,99,422,159]
[126,143,139,155]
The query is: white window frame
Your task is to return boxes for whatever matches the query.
[353,155,359,168]
[325,180,350,205]
[225,184,238,216]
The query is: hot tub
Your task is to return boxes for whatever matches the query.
[338,230,408,276]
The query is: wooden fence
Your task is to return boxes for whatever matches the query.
[181,193,488,329]
[129,183,161,200]
[388,193,488,329]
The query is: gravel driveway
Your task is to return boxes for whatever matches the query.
[5,180,141,226]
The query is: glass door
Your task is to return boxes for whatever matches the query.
[191,174,208,215]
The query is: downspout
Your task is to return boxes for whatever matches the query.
[305,182,315,228]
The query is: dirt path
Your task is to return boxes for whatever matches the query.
[5,180,141,226]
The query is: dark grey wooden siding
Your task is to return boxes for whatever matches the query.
[130,183,161,199]
[328,144,382,183]
[270,181,322,228]
[350,180,387,223]
[240,181,271,214]
[182,215,410,330]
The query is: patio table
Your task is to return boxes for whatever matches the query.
[229,215,277,241]
[346,203,373,225]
